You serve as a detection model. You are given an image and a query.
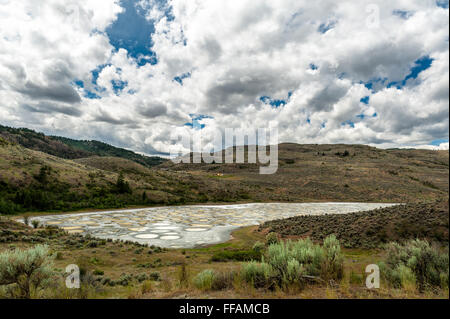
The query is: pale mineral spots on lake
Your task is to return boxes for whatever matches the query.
[29,203,397,248]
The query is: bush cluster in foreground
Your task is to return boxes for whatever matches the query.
[0,237,448,298]
[379,239,448,292]
[241,235,343,289]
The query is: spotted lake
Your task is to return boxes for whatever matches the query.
[29,203,397,248]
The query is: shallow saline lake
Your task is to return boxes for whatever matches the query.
[30,203,397,248]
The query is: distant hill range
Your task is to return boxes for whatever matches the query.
[0,124,166,167]
[0,123,448,214]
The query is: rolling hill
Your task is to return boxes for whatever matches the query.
[162,143,449,203]
[0,124,166,167]
[0,124,448,215]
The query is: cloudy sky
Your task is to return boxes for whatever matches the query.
[0,0,448,156]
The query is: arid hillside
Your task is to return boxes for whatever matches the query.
[163,143,449,203]
[1,134,448,214]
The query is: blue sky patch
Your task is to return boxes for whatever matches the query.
[361,78,388,92]
[260,92,292,108]
[184,114,213,130]
[91,64,111,85]
[74,80,84,88]
[392,10,413,19]
[360,96,370,104]
[436,0,449,8]
[387,55,433,89]
[85,91,102,99]
[341,120,355,128]
[318,20,336,33]
[361,56,433,92]
[106,0,157,66]
[112,80,128,94]
[430,138,449,145]
[174,72,191,85]
[72,79,102,99]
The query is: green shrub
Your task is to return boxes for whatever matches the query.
[117,273,132,286]
[267,238,325,280]
[240,261,274,288]
[135,273,148,283]
[241,235,343,290]
[193,269,216,290]
[252,241,265,254]
[93,269,104,276]
[31,220,40,229]
[285,259,306,285]
[380,239,449,291]
[149,272,161,281]
[265,232,278,245]
[321,234,344,280]
[0,198,20,215]
[0,245,55,298]
[396,265,416,291]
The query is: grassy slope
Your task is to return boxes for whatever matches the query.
[0,124,166,168]
[0,143,257,213]
[259,199,449,248]
[163,143,449,203]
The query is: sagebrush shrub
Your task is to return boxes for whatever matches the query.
[322,234,344,280]
[149,272,161,281]
[193,269,216,290]
[285,259,305,285]
[290,239,324,276]
[240,261,274,288]
[242,235,344,289]
[265,232,278,246]
[0,245,55,298]
[252,241,265,254]
[380,239,449,291]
